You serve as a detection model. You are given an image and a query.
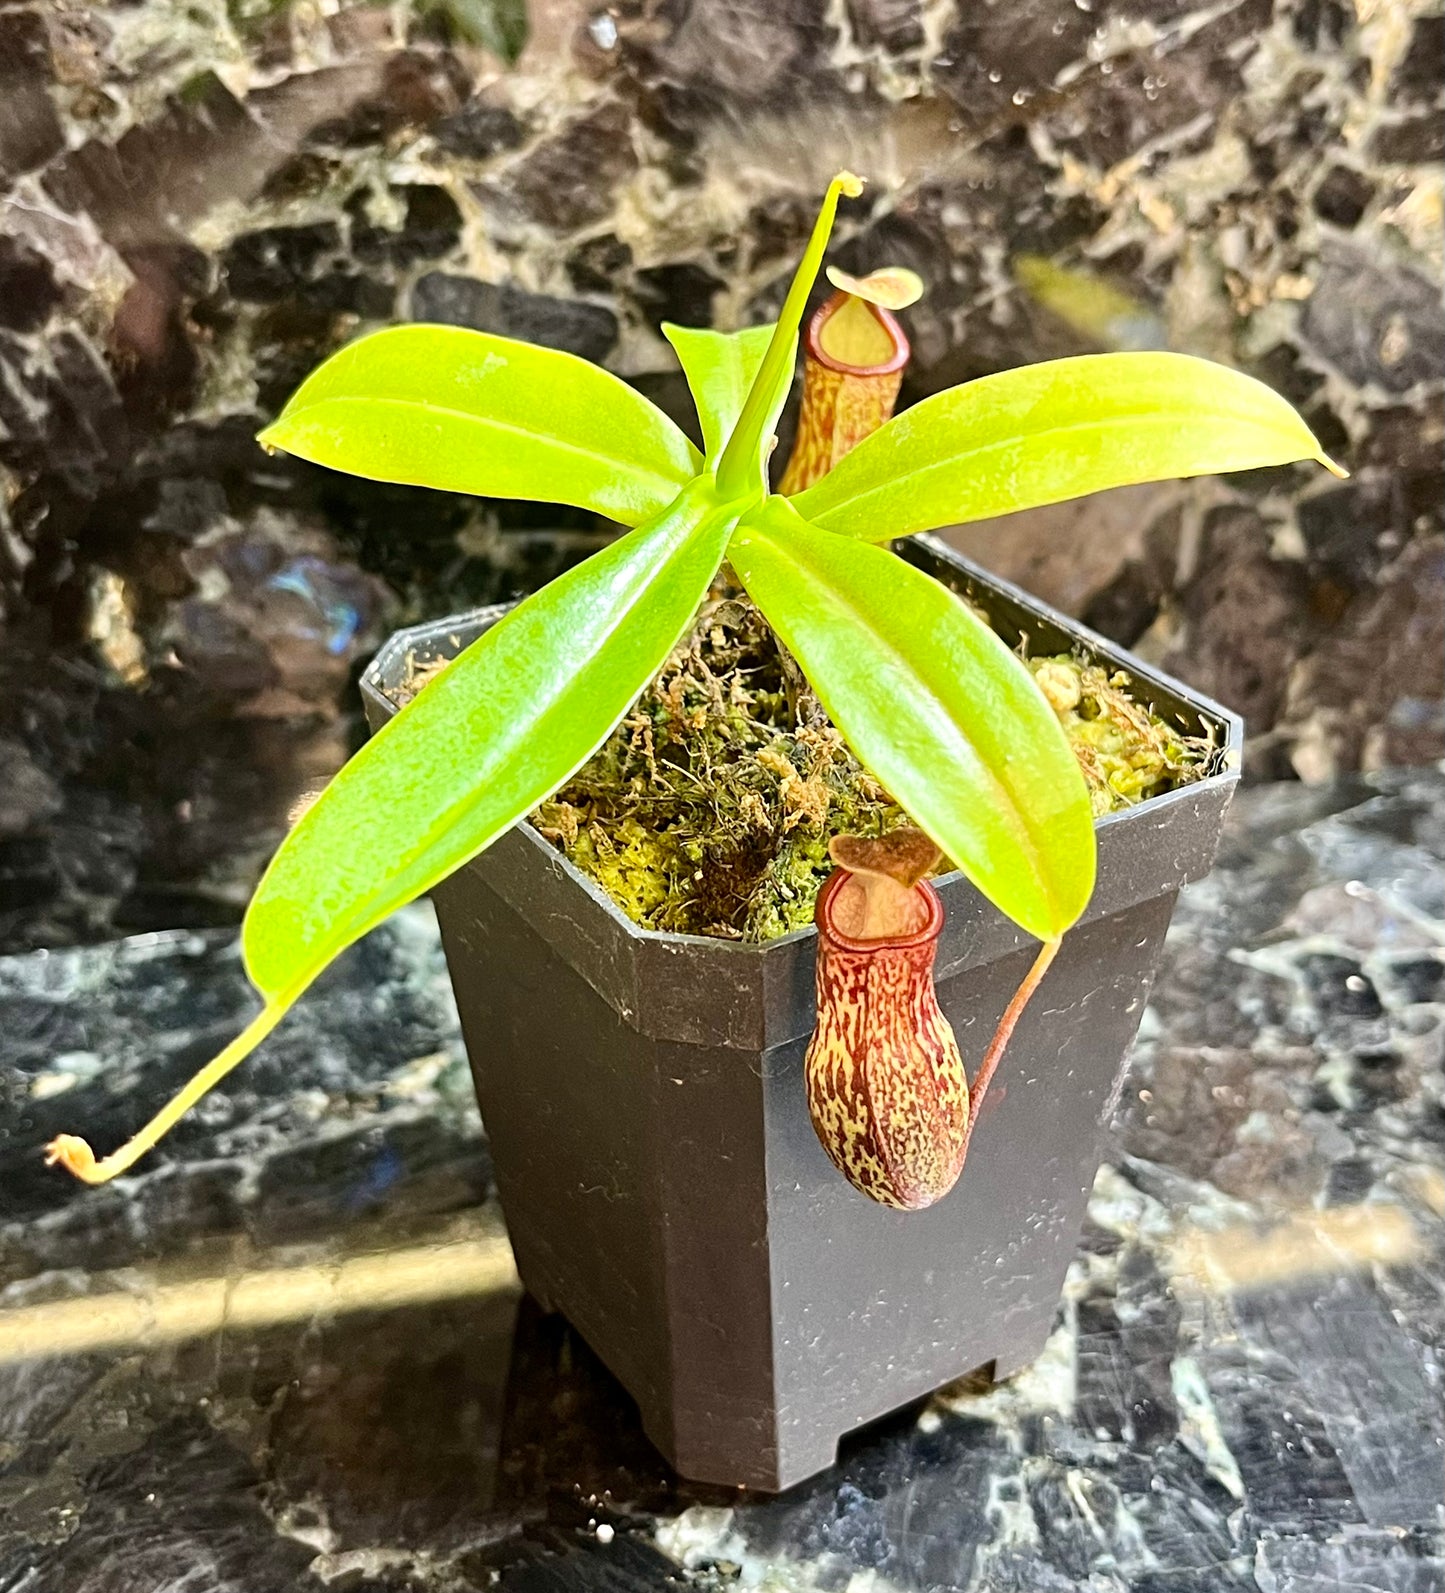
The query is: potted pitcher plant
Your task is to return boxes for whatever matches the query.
[47,174,1338,1489]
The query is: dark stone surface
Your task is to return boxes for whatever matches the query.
[1371,114,1445,166]
[1393,14,1445,104]
[2,772,1445,1590]
[410,273,619,361]
[846,0,926,53]
[478,99,637,233]
[432,96,528,159]
[0,11,64,181]
[1311,164,1375,228]
[1300,242,1445,396]
[0,0,1441,963]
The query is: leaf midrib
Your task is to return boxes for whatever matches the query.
[276,392,694,499]
[743,522,1053,911]
[414,520,711,847]
[295,505,732,960]
[808,403,1312,527]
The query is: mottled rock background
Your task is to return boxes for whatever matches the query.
[1,0,1441,953]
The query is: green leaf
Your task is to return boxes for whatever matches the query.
[663,323,777,465]
[729,499,1096,939]
[789,352,1342,539]
[244,477,740,1005]
[716,170,864,498]
[44,479,743,1186]
[259,324,703,526]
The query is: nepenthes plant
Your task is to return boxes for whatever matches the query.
[46,171,1340,1193]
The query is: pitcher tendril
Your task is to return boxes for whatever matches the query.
[45,1003,289,1184]
[961,937,1061,1155]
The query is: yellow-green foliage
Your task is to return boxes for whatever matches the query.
[521,592,1212,942]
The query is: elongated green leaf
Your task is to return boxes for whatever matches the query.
[246,477,739,1003]
[789,352,1342,539]
[663,323,777,465]
[260,324,703,525]
[716,171,864,498]
[45,481,744,1186]
[729,499,1096,939]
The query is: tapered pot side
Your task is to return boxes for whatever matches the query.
[362,535,1242,1491]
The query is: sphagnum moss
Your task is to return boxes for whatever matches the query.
[395,588,1210,943]
[1025,655,1213,816]
[529,589,903,941]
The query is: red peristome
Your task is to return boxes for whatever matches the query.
[777,291,910,495]
[804,868,968,1209]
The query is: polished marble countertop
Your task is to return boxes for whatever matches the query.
[2,772,1443,1593]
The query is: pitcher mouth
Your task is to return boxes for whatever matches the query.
[804,292,911,379]
[815,868,945,952]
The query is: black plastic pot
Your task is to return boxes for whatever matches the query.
[361,534,1242,1492]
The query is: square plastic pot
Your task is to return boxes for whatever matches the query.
[361,534,1242,1492]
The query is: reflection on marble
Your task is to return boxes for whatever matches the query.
[2,771,1444,1591]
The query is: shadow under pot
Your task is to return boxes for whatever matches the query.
[361,533,1242,1493]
